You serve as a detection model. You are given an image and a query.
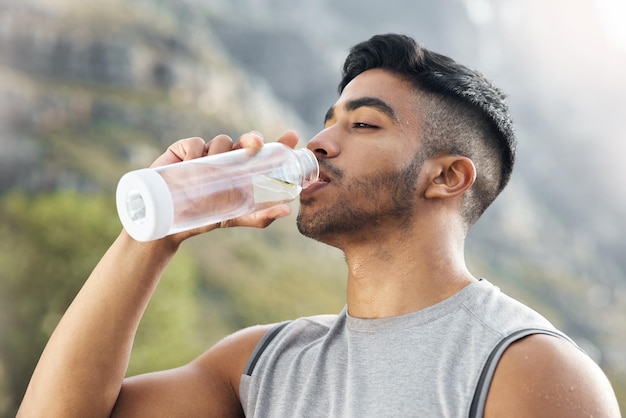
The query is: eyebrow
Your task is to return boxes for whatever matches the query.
[324,97,397,124]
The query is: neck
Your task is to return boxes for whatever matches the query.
[341,221,476,319]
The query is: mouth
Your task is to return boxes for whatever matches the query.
[301,170,330,194]
[318,172,331,183]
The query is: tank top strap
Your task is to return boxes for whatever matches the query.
[468,328,581,417]
[244,321,292,377]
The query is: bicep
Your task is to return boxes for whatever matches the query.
[485,334,620,418]
[112,364,239,417]
[111,324,272,417]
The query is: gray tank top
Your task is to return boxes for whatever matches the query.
[239,279,577,417]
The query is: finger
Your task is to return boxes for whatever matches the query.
[276,130,300,149]
[221,204,292,229]
[206,134,234,156]
[179,137,207,161]
[150,137,206,167]
[233,131,265,155]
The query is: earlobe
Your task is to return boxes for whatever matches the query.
[423,156,476,199]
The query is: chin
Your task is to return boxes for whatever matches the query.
[296,210,322,240]
[296,208,340,245]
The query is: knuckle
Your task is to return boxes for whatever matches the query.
[178,136,205,145]
[209,134,233,144]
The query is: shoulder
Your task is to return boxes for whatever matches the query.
[484,333,620,417]
[195,323,277,392]
[464,280,555,333]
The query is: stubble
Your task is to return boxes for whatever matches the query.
[296,151,425,246]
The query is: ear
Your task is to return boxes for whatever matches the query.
[423,155,476,200]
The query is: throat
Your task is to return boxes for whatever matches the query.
[344,246,476,319]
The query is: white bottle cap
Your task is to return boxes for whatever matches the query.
[116,168,174,242]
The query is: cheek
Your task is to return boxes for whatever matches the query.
[344,170,396,200]
[349,145,398,170]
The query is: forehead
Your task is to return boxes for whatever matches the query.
[336,68,422,120]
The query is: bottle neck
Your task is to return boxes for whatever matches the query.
[295,148,319,188]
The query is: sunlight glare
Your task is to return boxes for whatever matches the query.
[595,0,626,51]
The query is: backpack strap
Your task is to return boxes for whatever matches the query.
[468,328,579,417]
[244,321,291,376]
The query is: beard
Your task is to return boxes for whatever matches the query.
[296,151,425,246]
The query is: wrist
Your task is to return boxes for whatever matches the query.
[118,229,183,256]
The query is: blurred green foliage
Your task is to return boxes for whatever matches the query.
[0,191,346,416]
[0,191,120,414]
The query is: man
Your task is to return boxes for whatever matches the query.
[19,34,619,417]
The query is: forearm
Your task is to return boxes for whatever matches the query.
[18,231,180,417]
[16,133,295,416]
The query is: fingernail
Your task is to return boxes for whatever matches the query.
[250,131,264,139]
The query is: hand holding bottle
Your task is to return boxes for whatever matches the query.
[117,131,316,243]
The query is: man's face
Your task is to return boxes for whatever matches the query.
[297,69,427,247]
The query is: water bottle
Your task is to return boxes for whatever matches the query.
[116,142,319,242]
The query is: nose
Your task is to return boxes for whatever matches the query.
[306,128,340,159]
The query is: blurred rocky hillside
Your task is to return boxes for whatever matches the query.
[0,0,305,194]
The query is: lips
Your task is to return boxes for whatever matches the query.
[301,170,330,195]
[318,172,331,183]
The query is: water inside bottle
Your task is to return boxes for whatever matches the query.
[252,174,301,208]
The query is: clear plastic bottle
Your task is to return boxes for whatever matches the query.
[116,142,319,242]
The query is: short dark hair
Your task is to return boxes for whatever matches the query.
[339,34,516,227]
